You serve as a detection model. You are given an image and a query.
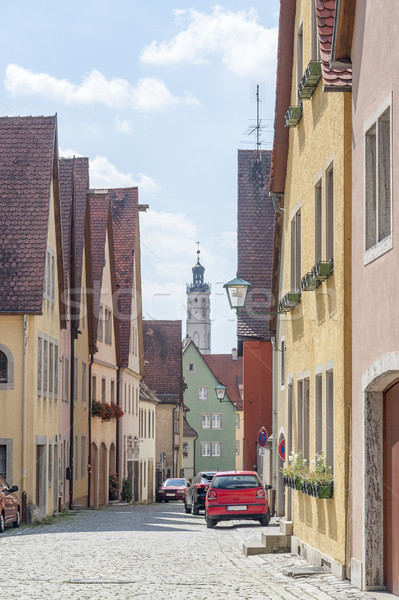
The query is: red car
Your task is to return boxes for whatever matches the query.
[157,478,188,502]
[205,471,270,528]
[0,475,20,533]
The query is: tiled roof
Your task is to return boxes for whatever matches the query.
[140,380,159,404]
[142,320,182,404]
[87,193,110,345]
[203,354,243,410]
[237,150,274,341]
[183,416,197,437]
[59,158,90,326]
[110,188,139,368]
[0,115,62,313]
[269,0,296,194]
[316,0,352,90]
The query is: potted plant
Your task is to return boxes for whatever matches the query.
[109,472,120,501]
[121,478,133,503]
[311,453,334,499]
[281,450,307,490]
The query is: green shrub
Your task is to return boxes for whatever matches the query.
[121,478,133,503]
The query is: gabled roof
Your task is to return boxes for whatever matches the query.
[59,158,89,324]
[140,380,159,404]
[237,149,274,341]
[0,115,65,315]
[316,0,352,90]
[110,188,139,368]
[142,320,182,405]
[202,353,243,410]
[183,416,197,437]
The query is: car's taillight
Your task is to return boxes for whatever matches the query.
[256,488,265,499]
[208,489,217,499]
[196,483,205,490]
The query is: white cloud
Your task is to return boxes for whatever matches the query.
[4,64,200,111]
[115,118,134,134]
[90,156,159,195]
[140,6,278,78]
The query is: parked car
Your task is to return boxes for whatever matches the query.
[0,475,20,533]
[184,471,216,514]
[157,478,188,502]
[204,471,271,528]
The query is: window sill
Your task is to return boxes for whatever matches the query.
[364,234,392,265]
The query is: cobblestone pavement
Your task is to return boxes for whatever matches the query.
[0,503,385,600]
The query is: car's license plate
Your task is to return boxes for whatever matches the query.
[227,505,247,511]
[166,493,175,497]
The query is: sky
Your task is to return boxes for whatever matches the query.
[0,0,280,353]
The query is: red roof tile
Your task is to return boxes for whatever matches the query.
[0,115,61,313]
[110,188,139,367]
[237,150,274,341]
[142,320,182,404]
[183,417,197,437]
[203,354,243,410]
[316,0,352,89]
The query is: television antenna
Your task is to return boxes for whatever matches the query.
[242,84,272,158]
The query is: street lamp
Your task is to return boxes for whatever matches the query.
[223,275,251,311]
[215,383,228,402]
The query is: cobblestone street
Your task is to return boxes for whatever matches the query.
[0,503,387,600]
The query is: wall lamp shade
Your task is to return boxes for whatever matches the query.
[223,276,251,310]
[215,384,227,401]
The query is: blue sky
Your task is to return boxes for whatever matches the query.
[0,1,279,352]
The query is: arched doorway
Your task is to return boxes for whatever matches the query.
[90,442,98,507]
[109,443,116,474]
[99,443,107,506]
[383,379,399,594]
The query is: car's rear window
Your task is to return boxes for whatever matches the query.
[165,479,185,486]
[200,473,215,483]
[211,475,260,489]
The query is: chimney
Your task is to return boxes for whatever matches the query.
[232,348,238,360]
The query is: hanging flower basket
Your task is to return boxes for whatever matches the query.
[316,483,334,499]
[91,400,124,422]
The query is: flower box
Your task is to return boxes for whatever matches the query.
[311,259,334,283]
[278,291,301,313]
[298,61,322,100]
[301,272,321,292]
[285,104,303,127]
[316,483,334,499]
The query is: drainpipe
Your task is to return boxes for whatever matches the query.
[272,337,278,498]
[22,315,28,519]
[116,367,121,482]
[172,404,177,477]
[69,158,76,510]
[69,331,75,509]
[87,353,94,507]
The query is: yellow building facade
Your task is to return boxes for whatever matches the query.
[278,0,352,576]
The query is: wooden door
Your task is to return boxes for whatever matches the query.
[384,381,399,594]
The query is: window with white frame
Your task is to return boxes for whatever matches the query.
[280,339,286,388]
[212,442,221,457]
[198,387,208,401]
[97,305,104,340]
[211,414,222,429]
[37,338,42,395]
[104,308,112,344]
[297,378,310,462]
[201,442,211,457]
[290,208,302,291]
[201,414,210,429]
[43,340,48,396]
[325,163,334,261]
[73,356,78,403]
[315,179,323,263]
[49,343,54,396]
[82,361,87,403]
[325,370,334,472]
[44,248,55,304]
[297,22,304,98]
[315,373,323,456]
[365,105,391,253]
[81,435,86,479]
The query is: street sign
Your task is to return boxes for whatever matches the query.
[278,438,285,461]
[258,427,268,447]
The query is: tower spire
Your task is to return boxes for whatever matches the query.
[186,243,211,354]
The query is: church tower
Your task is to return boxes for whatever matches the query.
[186,245,211,354]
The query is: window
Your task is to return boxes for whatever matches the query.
[325,164,334,261]
[92,375,97,402]
[188,363,195,372]
[236,440,240,456]
[201,443,210,457]
[81,435,86,479]
[201,414,210,429]
[211,414,221,429]
[48,444,52,486]
[198,387,208,401]
[105,308,112,344]
[101,378,106,403]
[297,378,310,462]
[365,105,391,253]
[311,1,320,61]
[82,361,87,404]
[64,357,69,402]
[81,286,86,330]
[44,248,55,303]
[37,339,42,394]
[111,380,115,405]
[290,208,302,291]
[98,305,104,340]
[49,343,54,395]
[325,370,334,472]
[315,179,323,263]
[212,442,221,457]
[43,340,48,395]
[297,22,304,98]
[0,351,7,383]
[287,383,293,460]
[73,357,78,403]
[280,340,286,388]
[0,445,6,477]
[236,414,239,429]
[315,373,323,456]
[54,345,58,398]
[75,436,78,480]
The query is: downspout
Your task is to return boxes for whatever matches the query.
[272,337,278,496]
[172,404,177,477]
[116,367,121,481]
[22,315,28,505]
[69,160,77,510]
[87,353,94,507]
